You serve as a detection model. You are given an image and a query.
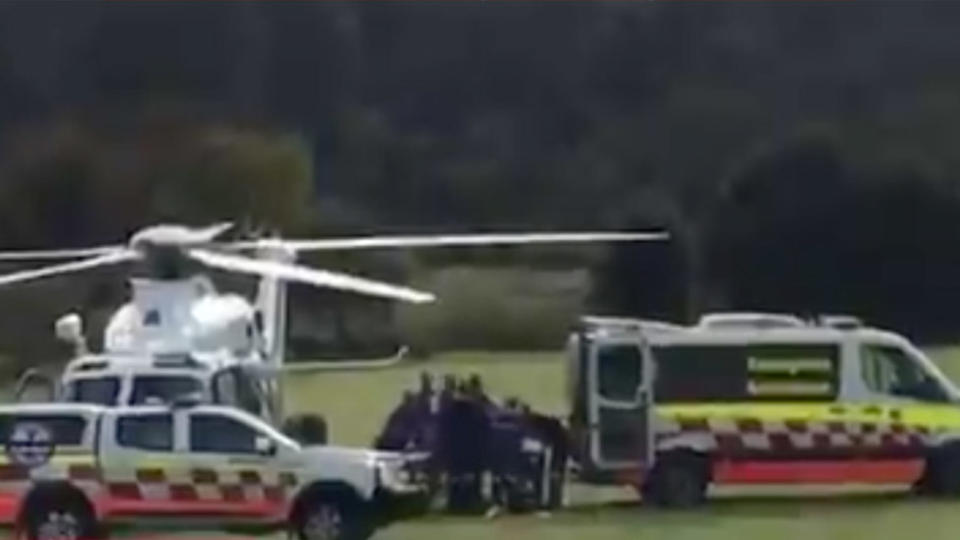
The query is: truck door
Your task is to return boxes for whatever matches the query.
[99,409,184,516]
[174,407,288,520]
[587,335,654,473]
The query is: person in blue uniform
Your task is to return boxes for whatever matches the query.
[374,390,418,451]
[440,381,491,513]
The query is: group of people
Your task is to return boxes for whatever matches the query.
[374,371,567,514]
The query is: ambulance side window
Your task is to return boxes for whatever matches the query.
[190,413,260,454]
[596,344,643,401]
[861,345,949,403]
[117,414,174,452]
[655,345,838,402]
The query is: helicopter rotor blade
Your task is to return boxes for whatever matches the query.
[0,249,139,287]
[0,223,234,262]
[187,249,435,304]
[193,222,234,242]
[0,246,124,261]
[226,231,668,252]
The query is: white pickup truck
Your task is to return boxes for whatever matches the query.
[0,401,427,540]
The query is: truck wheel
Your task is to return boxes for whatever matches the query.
[23,491,99,540]
[294,496,371,540]
[643,451,709,508]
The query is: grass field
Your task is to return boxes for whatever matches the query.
[282,351,567,446]
[240,346,960,540]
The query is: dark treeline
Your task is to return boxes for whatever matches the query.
[1,2,960,360]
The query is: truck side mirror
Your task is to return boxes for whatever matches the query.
[14,369,55,403]
[55,313,88,355]
[255,436,277,456]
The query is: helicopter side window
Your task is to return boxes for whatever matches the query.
[130,376,202,405]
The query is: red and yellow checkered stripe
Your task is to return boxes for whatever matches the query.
[105,467,297,505]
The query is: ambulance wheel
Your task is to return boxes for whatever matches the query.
[22,486,100,540]
[643,451,709,508]
[293,494,372,540]
[919,444,960,496]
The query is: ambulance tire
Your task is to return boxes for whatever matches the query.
[21,484,100,540]
[292,489,372,540]
[643,451,709,508]
[919,444,960,496]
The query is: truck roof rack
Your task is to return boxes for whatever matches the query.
[578,312,869,335]
[816,314,863,330]
[152,353,207,370]
[579,316,686,334]
[697,312,806,329]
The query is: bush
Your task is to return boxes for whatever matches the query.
[396,266,589,355]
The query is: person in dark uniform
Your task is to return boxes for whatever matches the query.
[440,374,457,404]
[413,371,438,452]
[487,400,568,513]
[374,390,418,451]
[488,397,525,512]
[466,373,498,416]
[418,371,435,401]
[440,382,490,513]
[524,411,569,509]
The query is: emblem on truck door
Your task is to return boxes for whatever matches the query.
[5,422,54,468]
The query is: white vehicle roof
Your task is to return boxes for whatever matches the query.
[62,351,256,379]
[580,312,910,348]
[0,402,105,416]
[698,312,805,329]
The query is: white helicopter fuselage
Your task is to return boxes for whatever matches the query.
[104,277,259,357]
[50,273,287,425]
[3,223,662,431]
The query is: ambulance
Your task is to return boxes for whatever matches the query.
[0,401,427,540]
[568,313,960,506]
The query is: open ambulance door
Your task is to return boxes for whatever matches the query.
[575,331,654,482]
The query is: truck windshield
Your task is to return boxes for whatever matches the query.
[63,377,120,406]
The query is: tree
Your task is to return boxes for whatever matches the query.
[0,113,316,367]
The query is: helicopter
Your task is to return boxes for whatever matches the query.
[0,222,667,441]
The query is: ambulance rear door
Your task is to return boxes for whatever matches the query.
[586,333,655,474]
